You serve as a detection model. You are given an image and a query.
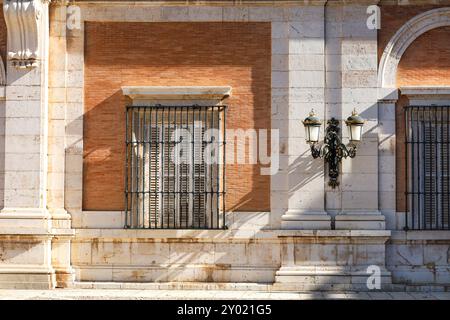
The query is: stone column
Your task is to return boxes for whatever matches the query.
[327,3,386,230]
[280,4,331,230]
[48,1,75,287]
[378,90,399,230]
[0,0,65,289]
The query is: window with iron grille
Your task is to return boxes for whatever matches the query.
[405,106,450,230]
[125,105,226,229]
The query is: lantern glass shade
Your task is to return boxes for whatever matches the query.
[302,110,322,144]
[305,124,321,143]
[347,123,363,142]
[345,109,365,143]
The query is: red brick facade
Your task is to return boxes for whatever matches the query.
[83,22,271,212]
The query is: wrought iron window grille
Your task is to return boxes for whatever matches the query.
[125,105,227,229]
[405,106,450,230]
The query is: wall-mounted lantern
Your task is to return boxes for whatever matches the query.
[302,109,365,189]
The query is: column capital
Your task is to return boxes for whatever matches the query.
[3,0,51,69]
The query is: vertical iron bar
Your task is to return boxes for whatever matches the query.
[174,106,177,229]
[216,106,220,229]
[161,106,166,228]
[155,107,159,228]
[405,106,409,230]
[196,107,200,228]
[434,106,439,229]
[210,106,213,228]
[447,106,450,229]
[168,106,171,227]
[191,107,195,228]
[149,108,153,229]
[131,109,136,228]
[223,106,227,229]
[125,107,129,228]
[142,108,146,228]
[438,106,445,229]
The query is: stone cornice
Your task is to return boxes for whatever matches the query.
[400,86,450,99]
[61,0,378,6]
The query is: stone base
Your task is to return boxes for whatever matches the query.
[274,266,393,291]
[281,211,331,230]
[275,230,393,291]
[387,230,450,287]
[0,209,74,289]
[0,266,56,289]
[335,212,386,230]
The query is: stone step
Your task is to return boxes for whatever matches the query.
[72,281,450,293]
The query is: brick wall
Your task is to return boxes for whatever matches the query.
[380,6,450,211]
[83,22,271,212]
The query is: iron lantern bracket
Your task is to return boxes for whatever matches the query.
[309,118,358,189]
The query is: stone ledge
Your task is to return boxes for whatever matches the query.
[390,230,450,242]
[73,229,391,242]
[122,86,232,101]
[400,86,450,98]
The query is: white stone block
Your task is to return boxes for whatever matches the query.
[272,71,289,88]
[342,155,378,174]
[341,191,378,210]
[342,54,377,71]
[379,173,395,192]
[272,22,289,39]
[290,87,324,103]
[124,6,161,22]
[65,102,84,121]
[249,7,285,22]
[341,173,378,192]
[380,192,396,212]
[6,86,41,101]
[290,70,324,88]
[288,190,325,211]
[289,172,325,192]
[4,101,42,118]
[272,54,289,71]
[66,70,84,88]
[222,7,249,21]
[342,22,376,38]
[161,6,189,21]
[4,171,40,189]
[342,70,377,88]
[188,6,222,21]
[3,189,40,208]
[342,41,377,56]
[169,243,215,264]
[49,103,65,120]
[289,21,324,38]
[272,38,289,55]
[290,38,324,55]
[67,88,83,103]
[290,54,324,71]
[65,119,83,136]
[4,135,41,153]
[340,88,378,103]
[288,6,323,22]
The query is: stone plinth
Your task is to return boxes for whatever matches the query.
[274,230,393,291]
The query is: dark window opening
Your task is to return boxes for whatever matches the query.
[405,106,450,230]
[125,105,226,229]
